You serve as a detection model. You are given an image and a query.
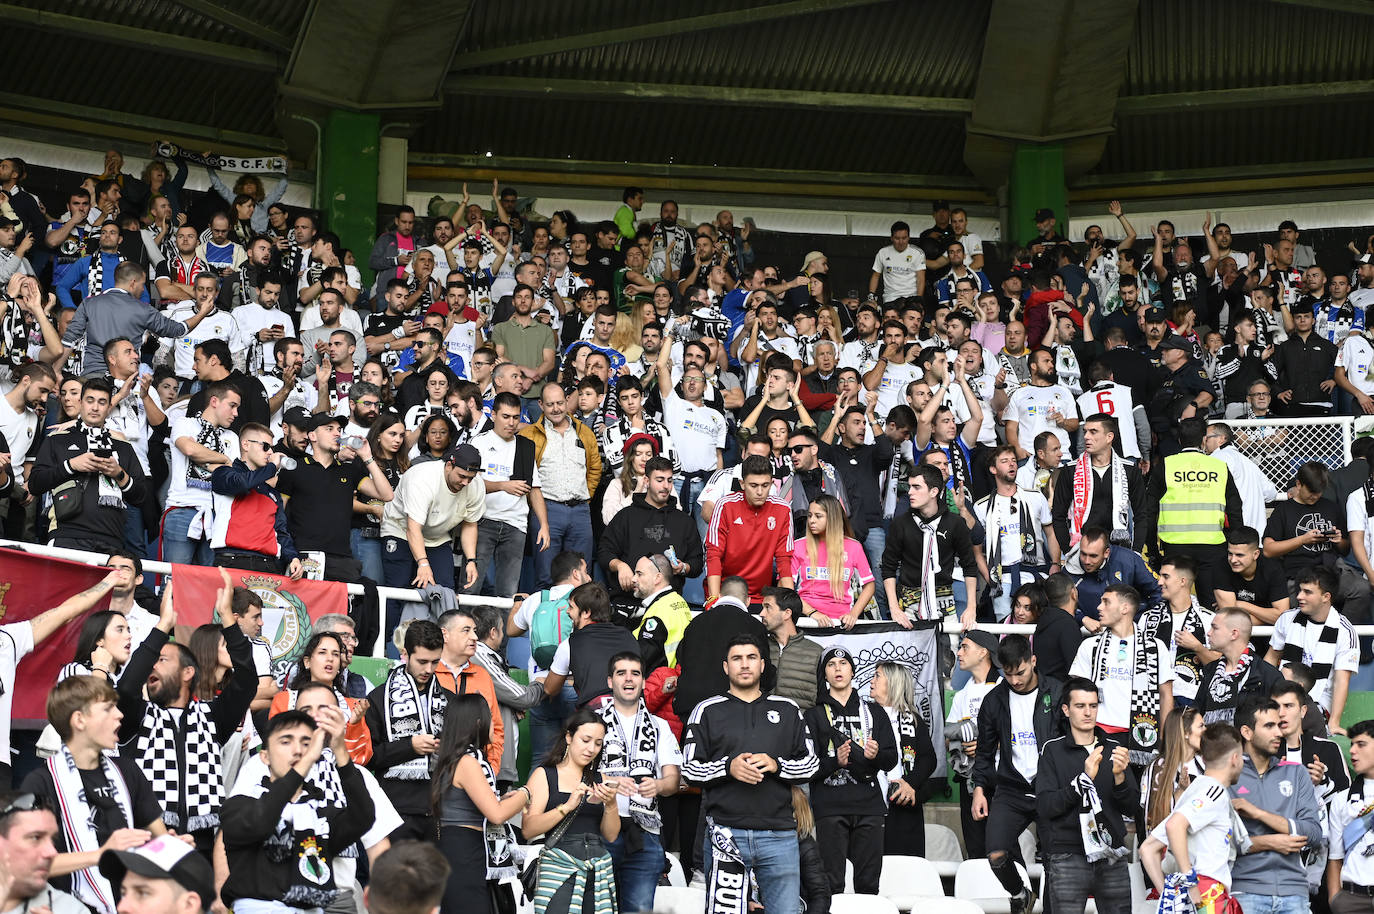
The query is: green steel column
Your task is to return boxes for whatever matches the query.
[317,109,380,291]
[1008,144,1067,249]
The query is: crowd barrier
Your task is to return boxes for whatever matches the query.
[1225,415,1356,496]
[10,538,1374,643]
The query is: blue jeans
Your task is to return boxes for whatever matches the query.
[160,506,213,566]
[469,518,524,597]
[607,826,664,913]
[351,528,383,583]
[533,501,594,588]
[1046,853,1132,914]
[1233,893,1310,914]
[529,682,577,765]
[675,474,710,542]
[863,524,888,619]
[702,828,800,914]
[123,504,147,559]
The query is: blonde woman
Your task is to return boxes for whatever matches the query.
[790,495,874,627]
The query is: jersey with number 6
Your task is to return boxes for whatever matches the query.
[1076,381,1141,459]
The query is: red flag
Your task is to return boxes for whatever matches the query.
[169,564,348,678]
[0,549,112,722]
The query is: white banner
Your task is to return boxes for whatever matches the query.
[809,622,946,779]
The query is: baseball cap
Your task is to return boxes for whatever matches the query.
[307,413,342,431]
[282,406,313,429]
[1158,335,1193,353]
[800,251,826,271]
[1143,307,1168,324]
[0,217,19,230]
[962,630,1000,665]
[931,199,951,213]
[426,300,450,317]
[444,443,481,470]
[100,836,214,911]
[843,289,862,302]
[1358,253,1374,266]
[1034,208,1055,223]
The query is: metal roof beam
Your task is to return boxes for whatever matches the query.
[167,0,295,52]
[1116,80,1374,115]
[450,0,890,71]
[0,4,280,71]
[1264,0,1374,16]
[444,75,972,115]
[0,92,285,152]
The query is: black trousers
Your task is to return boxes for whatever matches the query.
[816,813,885,894]
[1162,542,1225,607]
[390,811,437,844]
[214,550,279,573]
[986,785,1037,896]
[438,826,489,914]
[959,782,988,859]
[883,802,926,857]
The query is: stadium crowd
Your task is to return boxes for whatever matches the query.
[4,149,1374,914]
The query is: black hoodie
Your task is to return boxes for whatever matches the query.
[804,658,898,818]
[597,491,705,593]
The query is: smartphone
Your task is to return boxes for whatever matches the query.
[272,323,284,333]
[92,447,113,459]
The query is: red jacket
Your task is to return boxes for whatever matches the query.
[705,491,794,603]
[644,664,683,742]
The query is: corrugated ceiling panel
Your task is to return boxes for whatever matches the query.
[40,0,308,49]
[5,25,279,137]
[457,0,988,98]
[1123,0,1374,94]
[410,94,971,177]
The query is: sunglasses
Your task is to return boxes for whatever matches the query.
[1,793,43,816]
[790,444,813,455]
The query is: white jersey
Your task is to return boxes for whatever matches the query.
[1076,381,1142,459]
[1147,774,1249,888]
[1336,334,1374,396]
[1004,383,1076,457]
[872,245,924,302]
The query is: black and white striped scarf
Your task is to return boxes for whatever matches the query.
[1088,628,1162,765]
[134,699,223,833]
[80,423,126,508]
[1281,614,1343,688]
[405,273,437,316]
[0,290,27,368]
[87,251,113,297]
[598,698,661,831]
[1073,769,1129,862]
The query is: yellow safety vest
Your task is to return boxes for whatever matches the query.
[1157,450,1229,545]
[636,590,692,667]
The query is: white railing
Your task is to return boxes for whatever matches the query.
[1223,415,1356,496]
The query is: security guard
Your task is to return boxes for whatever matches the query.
[630,553,692,672]
[1142,416,1243,607]
[1148,335,1215,457]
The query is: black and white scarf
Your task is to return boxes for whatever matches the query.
[901,510,955,621]
[1088,627,1162,765]
[470,748,519,879]
[234,264,259,308]
[405,274,438,316]
[229,770,340,909]
[187,418,225,489]
[1,290,28,368]
[1281,615,1343,688]
[381,665,449,780]
[819,695,876,788]
[134,700,224,833]
[232,748,356,859]
[81,423,126,508]
[47,746,134,914]
[598,699,661,832]
[1072,769,1129,862]
[1138,598,1210,702]
[979,492,1046,581]
[706,820,755,914]
[1202,647,1256,723]
[87,251,114,298]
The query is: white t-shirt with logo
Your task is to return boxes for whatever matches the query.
[872,245,925,302]
[1070,629,1175,730]
[874,361,920,421]
[1337,335,1374,396]
[1148,774,1246,887]
[1005,383,1077,457]
[471,430,540,531]
[975,489,1051,567]
[1007,687,1040,783]
[662,392,726,474]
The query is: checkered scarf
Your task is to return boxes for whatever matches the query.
[381,665,448,780]
[187,418,225,489]
[1088,627,1161,765]
[87,251,113,298]
[1138,597,1209,701]
[0,290,27,368]
[134,699,224,832]
[405,273,437,316]
[80,422,125,508]
[1281,614,1343,686]
[228,767,341,909]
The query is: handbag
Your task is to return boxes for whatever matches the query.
[519,790,587,900]
[51,478,87,522]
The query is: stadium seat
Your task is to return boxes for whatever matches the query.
[954,859,1042,914]
[926,822,965,877]
[653,886,706,914]
[664,851,686,887]
[1017,828,1043,879]
[1341,690,1374,731]
[831,894,901,914]
[897,900,984,914]
[879,854,947,908]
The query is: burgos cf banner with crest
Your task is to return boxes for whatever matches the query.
[171,564,347,681]
[810,621,946,779]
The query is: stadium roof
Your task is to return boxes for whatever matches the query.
[4,0,1373,205]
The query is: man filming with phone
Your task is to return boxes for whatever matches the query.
[29,376,146,553]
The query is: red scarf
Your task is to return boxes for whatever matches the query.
[173,254,209,285]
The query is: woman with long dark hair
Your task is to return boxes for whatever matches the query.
[352,411,408,582]
[268,631,373,764]
[59,611,133,682]
[524,709,620,914]
[432,695,528,914]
